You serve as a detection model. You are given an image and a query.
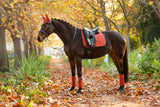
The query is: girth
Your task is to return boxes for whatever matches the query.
[82,27,100,57]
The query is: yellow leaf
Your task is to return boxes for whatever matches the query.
[53,85,60,90]
[10,2,14,7]
[149,1,153,5]
[13,0,18,4]
[1,17,5,23]
[16,34,22,38]
[7,24,10,28]
[63,99,67,102]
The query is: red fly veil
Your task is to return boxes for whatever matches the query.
[42,14,50,24]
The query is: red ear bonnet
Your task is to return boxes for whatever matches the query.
[42,14,50,24]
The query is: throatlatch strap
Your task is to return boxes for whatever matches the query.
[78,77,82,89]
[119,74,125,86]
[72,76,76,87]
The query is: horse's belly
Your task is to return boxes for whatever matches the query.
[83,46,110,59]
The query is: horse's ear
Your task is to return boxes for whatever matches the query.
[42,15,45,20]
[45,14,50,22]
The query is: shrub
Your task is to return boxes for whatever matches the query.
[1,55,51,86]
[128,50,142,80]
[138,39,160,80]
[17,54,51,83]
[82,55,117,75]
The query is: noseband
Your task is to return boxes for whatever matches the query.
[39,30,49,38]
[39,21,52,39]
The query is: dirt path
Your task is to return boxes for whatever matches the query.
[45,59,160,107]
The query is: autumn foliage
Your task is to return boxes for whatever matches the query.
[0,57,160,106]
[0,0,160,106]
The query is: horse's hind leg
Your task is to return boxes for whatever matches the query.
[117,58,125,91]
[108,53,119,71]
[109,53,125,91]
[69,57,76,91]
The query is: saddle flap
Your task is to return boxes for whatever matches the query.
[81,29,106,48]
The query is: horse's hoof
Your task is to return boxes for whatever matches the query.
[77,88,82,93]
[69,87,75,91]
[118,86,124,92]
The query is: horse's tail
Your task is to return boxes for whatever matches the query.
[123,47,129,83]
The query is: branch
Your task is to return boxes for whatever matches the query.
[152,0,160,18]
[117,0,130,26]
[130,1,143,27]
[140,0,160,19]
[110,0,115,19]
[153,0,160,13]
[83,0,120,31]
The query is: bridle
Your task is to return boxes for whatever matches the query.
[38,18,77,51]
[68,27,77,51]
[39,23,50,40]
[39,17,54,40]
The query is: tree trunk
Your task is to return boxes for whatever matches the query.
[29,39,34,55]
[12,36,22,68]
[22,33,28,59]
[0,27,9,72]
[126,21,131,53]
[34,44,37,57]
[29,36,38,57]
[100,0,110,30]
[38,45,44,56]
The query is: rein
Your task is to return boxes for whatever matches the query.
[68,28,77,51]
[43,25,77,52]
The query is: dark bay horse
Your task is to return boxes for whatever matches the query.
[37,14,129,93]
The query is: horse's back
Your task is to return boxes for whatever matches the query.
[104,30,125,42]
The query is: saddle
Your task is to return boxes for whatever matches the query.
[83,27,99,47]
[82,27,107,57]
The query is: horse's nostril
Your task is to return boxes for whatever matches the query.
[37,37,40,41]
[37,35,43,42]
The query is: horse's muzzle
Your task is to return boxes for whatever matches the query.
[37,34,43,42]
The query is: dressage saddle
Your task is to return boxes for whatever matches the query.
[83,27,100,47]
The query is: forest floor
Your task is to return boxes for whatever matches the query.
[0,58,160,107]
[41,59,160,107]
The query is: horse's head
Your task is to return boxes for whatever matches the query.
[37,14,54,42]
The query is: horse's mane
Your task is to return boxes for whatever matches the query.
[53,18,75,29]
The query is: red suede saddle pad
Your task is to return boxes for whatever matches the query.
[81,29,106,48]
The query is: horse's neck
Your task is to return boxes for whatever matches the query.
[53,21,74,46]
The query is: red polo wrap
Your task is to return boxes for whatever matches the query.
[78,77,82,89]
[119,74,125,86]
[72,76,76,87]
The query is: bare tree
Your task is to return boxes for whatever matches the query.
[7,25,22,68]
[117,0,142,52]
[0,2,10,71]
[83,0,120,31]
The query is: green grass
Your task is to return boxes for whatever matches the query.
[0,54,52,105]
[82,39,160,83]
[1,55,51,85]
[82,55,117,75]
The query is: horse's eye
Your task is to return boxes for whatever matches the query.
[44,25,49,30]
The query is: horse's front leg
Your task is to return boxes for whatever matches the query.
[69,58,76,91]
[76,56,82,93]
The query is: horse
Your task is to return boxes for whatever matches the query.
[37,14,129,93]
